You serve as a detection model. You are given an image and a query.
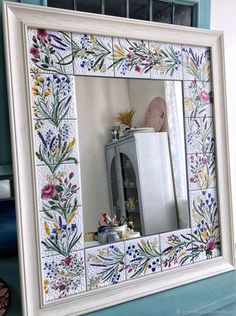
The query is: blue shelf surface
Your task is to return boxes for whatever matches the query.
[1,256,236,316]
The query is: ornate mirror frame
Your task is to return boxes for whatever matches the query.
[3,2,235,315]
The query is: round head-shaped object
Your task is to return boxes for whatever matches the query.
[144,97,166,132]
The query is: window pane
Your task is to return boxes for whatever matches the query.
[129,0,150,21]
[174,4,193,26]
[48,0,74,10]
[105,0,127,17]
[75,0,102,14]
[152,0,172,23]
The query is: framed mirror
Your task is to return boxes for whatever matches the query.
[3,2,234,315]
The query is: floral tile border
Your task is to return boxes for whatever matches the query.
[187,153,216,191]
[189,189,218,228]
[40,206,84,258]
[26,26,220,304]
[34,119,79,169]
[125,235,161,280]
[183,81,213,118]
[185,116,215,154]
[112,38,150,78]
[36,163,82,212]
[191,226,220,262]
[160,228,192,270]
[42,250,86,302]
[182,46,211,81]
[72,33,114,77]
[31,73,76,128]
[28,28,73,75]
[149,42,183,80]
[85,242,126,291]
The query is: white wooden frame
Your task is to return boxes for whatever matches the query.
[2,2,235,315]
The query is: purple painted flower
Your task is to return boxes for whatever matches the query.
[69,172,74,179]
[59,284,66,291]
[41,184,56,200]
[202,157,208,165]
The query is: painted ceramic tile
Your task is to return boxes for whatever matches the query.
[40,206,83,257]
[36,163,82,212]
[182,46,211,81]
[189,189,218,228]
[34,119,79,173]
[85,242,126,290]
[160,228,192,270]
[112,38,150,78]
[72,33,114,76]
[187,153,216,190]
[27,28,73,74]
[42,250,86,302]
[185,117,215,154]
[149,42,183,80]
[191,225,220,262]
[125,235,161,280]
[184,81,213,118]
[31,73,76,129]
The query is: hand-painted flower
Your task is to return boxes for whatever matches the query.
[202,157,208,165]
[199,90,209,103]
[30,47,39,58]
[134,65,141,72]
[207,240,215,251]
[37,29,48,40]
[41,184,56,200]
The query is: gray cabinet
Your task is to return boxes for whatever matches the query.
[105,132,178,236]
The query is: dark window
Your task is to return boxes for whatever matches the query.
[105,0,127,17]
[152,1,172,23]
[47,0,195,27]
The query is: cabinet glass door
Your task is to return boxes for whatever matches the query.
[110,157,121,219]
[120,153,141,233]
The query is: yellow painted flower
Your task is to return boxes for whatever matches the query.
[54,146,59,157]
[67,212,76,225]
[33,91,38,96]
[185,98,193,111]
[201,231,208,239]
[44,90,51,96]
[43,279,49,285]
[34,80,39,86]
[38,76,45,82]
[32,87,37,91]
[44,222,51,236]
[67,137,76,152]
[53,223,59,229]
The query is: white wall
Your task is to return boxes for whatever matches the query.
[75,77,130,232]
[211,1,236,241]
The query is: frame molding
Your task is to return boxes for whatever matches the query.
[3,2,234,315]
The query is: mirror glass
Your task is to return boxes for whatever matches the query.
[75,77,189,247]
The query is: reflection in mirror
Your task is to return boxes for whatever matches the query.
[75,77,189,247]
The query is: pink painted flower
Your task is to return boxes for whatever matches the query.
[190,177,195,183]
[37,29,48,40]
[202,157,208,165]
[41,184,56,200]
[190,155,195,161]
[69,172,74,179]
[207,240,215,251]
[199,90,209,103]
[134,65,141,72]
[30,47,39,58]
[126,53,133,59]
[63,256,72,265]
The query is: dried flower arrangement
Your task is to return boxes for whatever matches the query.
[116,108,136,128]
